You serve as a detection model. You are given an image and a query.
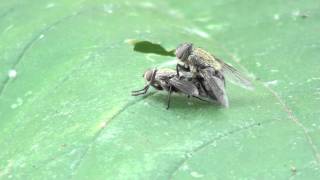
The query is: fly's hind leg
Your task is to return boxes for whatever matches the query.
[166,85,173,110]
[193,96,210,103]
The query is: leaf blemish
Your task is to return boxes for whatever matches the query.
[190,171,204,178]
[8,69,17,78]
[184,27,210,39]
[45,3,55,9]
[264,80,279,87]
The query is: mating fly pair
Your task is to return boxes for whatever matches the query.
[132,43,253,109]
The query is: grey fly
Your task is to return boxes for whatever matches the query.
[132,68,228,109]
[175,42,254,90]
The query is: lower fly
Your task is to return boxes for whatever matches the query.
[132,68,228,109]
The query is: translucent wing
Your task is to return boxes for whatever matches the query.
[200,68,229,107]
[215,58,254,90]
[168,77,199,96]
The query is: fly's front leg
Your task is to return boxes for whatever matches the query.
[131,85,150,96]
[176,63,190,79]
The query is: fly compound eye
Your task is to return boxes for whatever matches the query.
[144,69,153,82]
[175,43,192,61]
[175,45,183,59]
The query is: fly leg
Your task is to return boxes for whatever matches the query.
[215,70,226,86]
[131,85,150,96]
[176,64,190,79]
[166,85,173,110]
[193,96,210,103]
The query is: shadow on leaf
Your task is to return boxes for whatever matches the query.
[128,39,175,57]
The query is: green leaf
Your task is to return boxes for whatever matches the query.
[1,0,319,179]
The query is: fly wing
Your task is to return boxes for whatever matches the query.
[215,58,254,90]
[168,77,199,96]
[199,68,229,107]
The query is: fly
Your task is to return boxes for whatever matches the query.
[175,42,254,90]
[131,68,228,109]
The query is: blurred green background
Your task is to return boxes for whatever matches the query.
[0,0,319,179]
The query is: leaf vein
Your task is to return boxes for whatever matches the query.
[70,93,156,179]
[169,119,276,179]
[0,11,82,97]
